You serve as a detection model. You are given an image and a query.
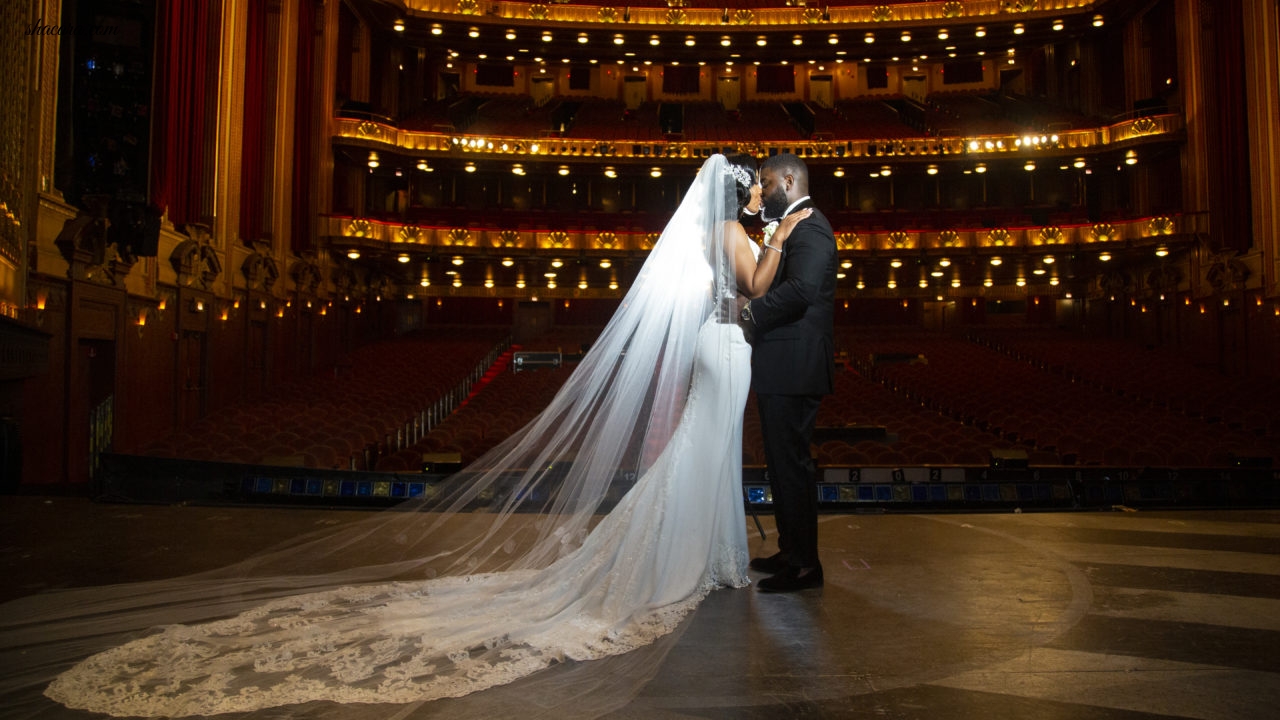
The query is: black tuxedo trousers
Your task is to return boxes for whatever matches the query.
[757,392,823,568]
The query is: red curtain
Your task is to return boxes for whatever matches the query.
[1201,0,1252,252]
[238,0,268,246]
[150,0,217,226]
[291,0,317,254]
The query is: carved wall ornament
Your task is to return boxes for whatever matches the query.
[666,9,687,24]
[332,265,358,296]
[594,232,619,250]
[290,257,323,294]
[731,9,755,25]
[457,0,480,15]
[942,1,965,18]
[937,230,962,248]
[1205,250,1250,293]
[365,271,393,300]
[528,4,548,20]
[169,224,223,290]
[241,241,280,292]
[801,8,825,24]
[1098,270,1132,296]
[1146,265,1181,295]
[597,7,617,22]
[545,231,571,249]
[55,195,137,287]
[397,225,423,243]
[871,5,894,22]
[641,233,660,250]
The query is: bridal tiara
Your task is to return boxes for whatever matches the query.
[726,164,753,189]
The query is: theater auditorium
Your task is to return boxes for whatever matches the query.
[0,0,1278,718]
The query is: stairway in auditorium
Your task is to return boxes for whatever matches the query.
[458,345,518,409]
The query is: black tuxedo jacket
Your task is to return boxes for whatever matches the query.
[748,200,837,396]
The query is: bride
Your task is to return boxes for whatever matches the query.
[2,155,809,718]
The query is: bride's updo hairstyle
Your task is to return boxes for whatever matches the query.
[723,152,757,215]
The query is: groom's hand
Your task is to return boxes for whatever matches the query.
[738,299,756,343]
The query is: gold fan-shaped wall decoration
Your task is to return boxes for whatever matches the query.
[355,121,383,139]
[545,231,571,249]
[1000,0,1036,13]
[886,231,912,250]
[987,228,1011,246]
[937,230,962,248]
[495,230,522,249]
[444,228,472,247]
[1089,223,1117,243]
[594,232,620,250]
[1147,216,1175,235]
[346,219,373,238]
[1132,116,1158,134]
[835,232,861,251]
[1037,227,1065,245]
[397,225,422,243]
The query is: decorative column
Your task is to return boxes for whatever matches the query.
[1176,0,1211,221]
[1242,0,1280,295]
[0,0,37,306]
[211,0,249,263]
[315,0,341,253]
[266,0,297,253]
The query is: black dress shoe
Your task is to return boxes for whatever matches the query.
[757,565,824,593]
[749,552,789,574]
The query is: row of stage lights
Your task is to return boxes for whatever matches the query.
[369,151,1139,178]
[396,15,1106,47]
[411,14,1108,71]
[340,245,1175,293]
[436,44,1024,72]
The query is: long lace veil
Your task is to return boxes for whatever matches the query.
[0,155,745,719]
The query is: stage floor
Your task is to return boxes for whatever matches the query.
[2,498,1277,719]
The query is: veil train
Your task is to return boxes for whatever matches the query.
[0,155,749,719]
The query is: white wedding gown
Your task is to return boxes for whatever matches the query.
[44,320,752,717]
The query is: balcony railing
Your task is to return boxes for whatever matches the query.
[333,112,1183,167]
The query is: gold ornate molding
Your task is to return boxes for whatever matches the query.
[322,212,1205,259]
[334,113,1183,166]
[403,0,1103,27]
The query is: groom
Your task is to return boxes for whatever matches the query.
[739,153,837,593]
